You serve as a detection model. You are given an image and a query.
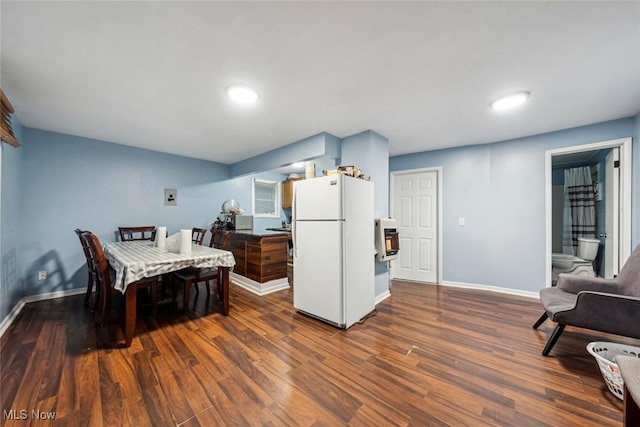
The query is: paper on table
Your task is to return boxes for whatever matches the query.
[165,229,193,255]
[154,226,167,248]
[180,229,192,256]
[165,232,180,253]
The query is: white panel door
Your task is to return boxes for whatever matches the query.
[392,170,438,282]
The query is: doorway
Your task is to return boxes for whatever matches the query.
[390,168,442,283]
[545,138,632,287]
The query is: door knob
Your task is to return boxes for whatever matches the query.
[599,233,607,238]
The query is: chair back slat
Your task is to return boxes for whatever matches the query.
[118,226,156,241]
[209,229,231,250]
[82,232,111,286]
[192,228,207,245]
[74,228,92,260]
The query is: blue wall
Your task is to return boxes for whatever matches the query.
[19,129,230,298]
[390,117,637,293]
[216,171,289,229]
[1,115,24,322]
[341,130,390,297]
[230,132,341,177]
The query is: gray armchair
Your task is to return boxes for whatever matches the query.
[533,244,640,356]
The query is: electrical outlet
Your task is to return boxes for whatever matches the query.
[38,271,47,281]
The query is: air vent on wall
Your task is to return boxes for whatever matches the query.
[1,89,20,147]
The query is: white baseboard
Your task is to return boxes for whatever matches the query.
[23,287,86,303]
[375,289,391,305]
[230,273,290,296]
[0,287,86,338]
[441,281,540,300]
[0,299,26,338]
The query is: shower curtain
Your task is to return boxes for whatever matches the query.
[562,166,596,255]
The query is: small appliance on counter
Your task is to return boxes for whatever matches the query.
[214,214,253,230]
[230,214,253,230]
[214,199,252,230]
[375,218,399,261]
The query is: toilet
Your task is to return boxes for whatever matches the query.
[552,237,601,283]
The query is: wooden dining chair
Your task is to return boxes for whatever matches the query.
[82,231,158,327]
[74,228,97,309]
[118,226,156,241]
[209,229,232,251]
[192,227,207,245]
[171,229,231,312]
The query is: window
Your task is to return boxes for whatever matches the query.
[252,179,280,218]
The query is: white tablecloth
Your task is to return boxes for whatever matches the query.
[103,241,236,292]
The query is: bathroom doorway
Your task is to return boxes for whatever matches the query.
[545,138,632,287]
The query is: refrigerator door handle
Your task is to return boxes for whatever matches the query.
[292,183,297,258]
[293,220,297,259]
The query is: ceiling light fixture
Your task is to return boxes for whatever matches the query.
[490,91,531,111]
[225,83,260,104]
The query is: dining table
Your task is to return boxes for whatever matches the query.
[102,240,236,347]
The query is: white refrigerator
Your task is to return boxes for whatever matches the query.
[292,174,375,328]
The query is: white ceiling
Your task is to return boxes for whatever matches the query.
[2,1,639,165]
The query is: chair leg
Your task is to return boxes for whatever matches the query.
[91,277,100,312]
[171,276,178,306]
[533,312,548,329]
[183,280,192,314]
[542,324,566,356]
[150,282,158,316]
[84,274,94,306]
[97,286,111,326]
[216,273,223,300]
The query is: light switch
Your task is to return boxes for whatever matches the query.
[458,217,465,226]
[165,188,177,206]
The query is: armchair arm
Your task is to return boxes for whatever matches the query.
[554,291,640,339]
[556,274,625,295]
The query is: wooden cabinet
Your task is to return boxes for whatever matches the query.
[281,178,303,209]
[229,232,289,283]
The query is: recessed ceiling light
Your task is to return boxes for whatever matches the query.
[490,91,530,111]
[225,83,259,104]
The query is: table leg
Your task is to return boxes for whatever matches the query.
[124,285,137,347]
[218,266,229,316]
[184,279,191,314]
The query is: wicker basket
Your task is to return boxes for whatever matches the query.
[587,342,640,400]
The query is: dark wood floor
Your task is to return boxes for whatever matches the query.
[2,280,639,426]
